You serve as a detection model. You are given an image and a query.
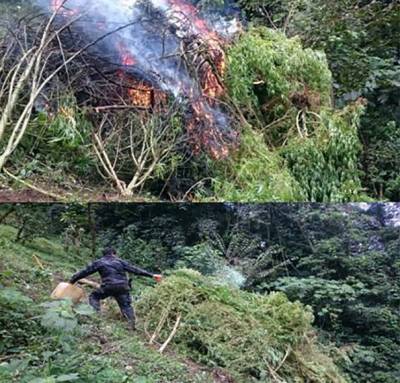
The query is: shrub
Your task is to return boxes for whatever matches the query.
[226,27,332,128]
[282,103,366,201]
[16,94,95,179]
[205,128,304,201]
[269,277,365,329]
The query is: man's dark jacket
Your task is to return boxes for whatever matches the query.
[69,255,154,287]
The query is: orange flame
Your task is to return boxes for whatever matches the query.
[117,42,136,66]
[117,69,167,109]
[168,0,221,43]
[166,0,227,100]
[187,99,238,160]
[116,42,167,108]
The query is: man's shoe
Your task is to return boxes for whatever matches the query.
[127,321,136,331]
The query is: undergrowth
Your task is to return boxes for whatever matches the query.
[204,128,304,201]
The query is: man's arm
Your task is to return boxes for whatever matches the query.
[121,260,155,278]
[69,261,99,284]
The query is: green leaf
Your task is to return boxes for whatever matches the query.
[55,373,80,382]
[29,378,57,383]
[74,304,95,316]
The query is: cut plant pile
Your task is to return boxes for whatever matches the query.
[137,269,347,383]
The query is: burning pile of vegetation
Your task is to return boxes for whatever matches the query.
[0,0,243,197]
[46,0,239,159]
[0,1,367,201]
[137,269,347,383]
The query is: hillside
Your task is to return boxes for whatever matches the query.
[0,224,346,383]
[0,225,220,382]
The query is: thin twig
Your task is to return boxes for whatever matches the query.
[159,314,181,353]
[181,177,213,201]
[33,254,45,269]
[3,167,68,201]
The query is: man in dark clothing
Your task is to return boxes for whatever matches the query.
[69,247,162,329]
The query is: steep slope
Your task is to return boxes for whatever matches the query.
[0,225,220,382]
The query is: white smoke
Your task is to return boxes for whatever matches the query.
[214,265,246,289]
[36,0,238,97]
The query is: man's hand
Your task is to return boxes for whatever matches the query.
[153,274,163,283]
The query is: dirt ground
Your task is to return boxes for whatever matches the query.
[0,188,57,202]
[0,186,155,203]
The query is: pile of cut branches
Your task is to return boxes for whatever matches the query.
[137,269,347,383]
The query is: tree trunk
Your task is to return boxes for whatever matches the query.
[87,204,97,258]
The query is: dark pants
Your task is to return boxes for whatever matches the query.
[89,284,135,327]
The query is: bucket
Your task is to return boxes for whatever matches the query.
[51,282,85,304]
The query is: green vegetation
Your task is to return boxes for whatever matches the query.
[242,205,400,383]
[0,225,218,382]
[237,0,400,200]
[206,128,304,201]
[226,27,332,120]
[282,104,365,201]
[92,203,400,382]
[216,28,366,201]
[0,221,346,382]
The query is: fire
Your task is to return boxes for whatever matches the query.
[198,49,225,100]
[187,99,238,160]
[126,81,153,109]
[117,69,167,109]
[167,0,221,42]
[116,42,167,108]
[166,0,226,100]
[47,0,238,159]
[117,42,136,67]
[164,0,230,159]
[126,79,167,109]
